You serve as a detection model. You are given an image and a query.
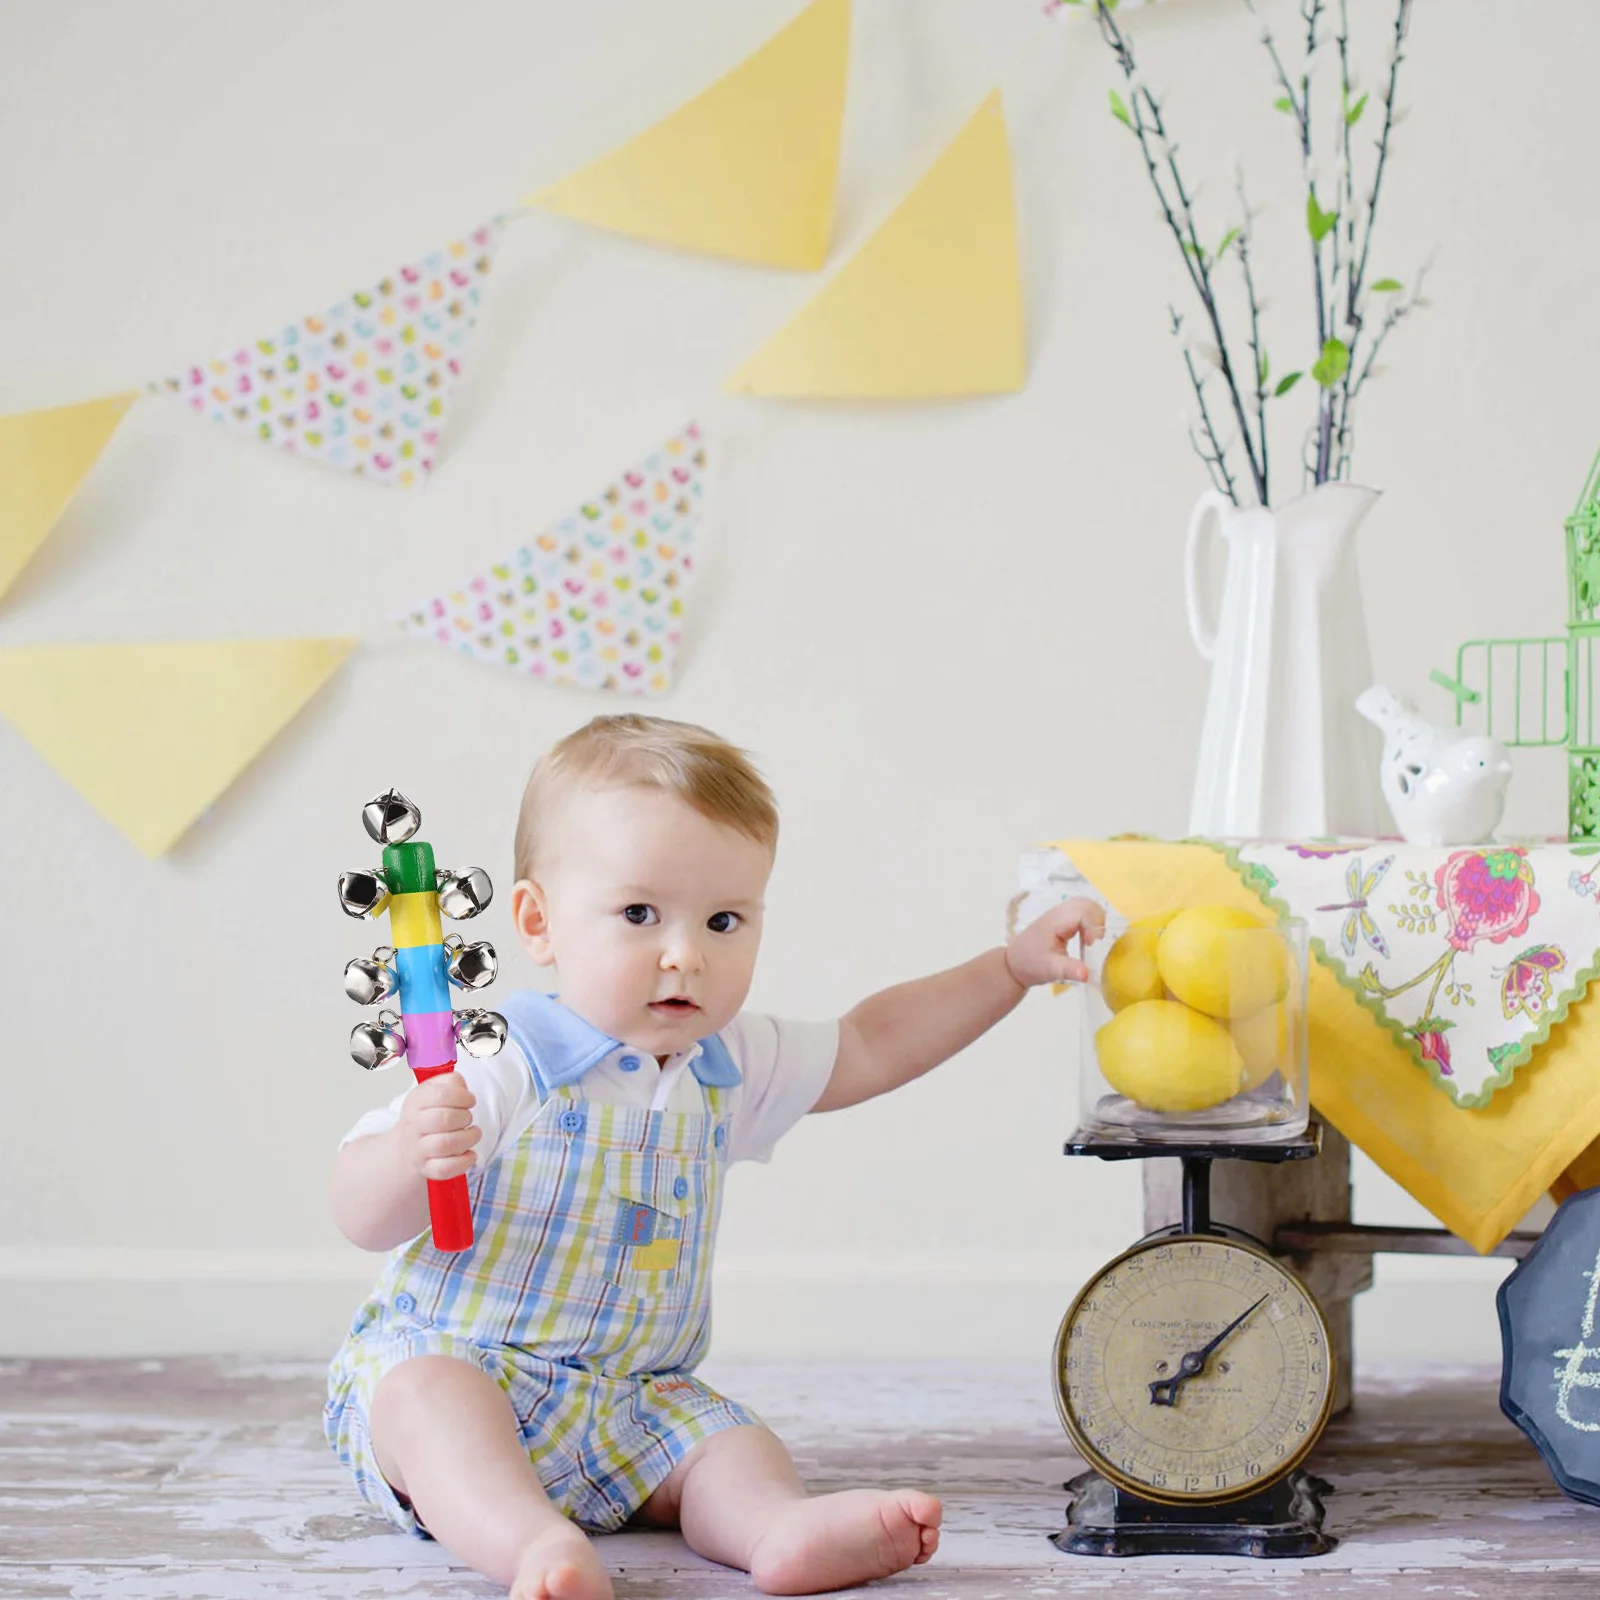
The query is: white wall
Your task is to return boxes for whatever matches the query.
[0,0,1589,1368]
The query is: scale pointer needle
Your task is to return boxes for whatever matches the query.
[1149,1294,1270,1407]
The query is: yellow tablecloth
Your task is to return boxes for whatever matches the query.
[1049,838,1600,1254]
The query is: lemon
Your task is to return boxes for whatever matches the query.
[1095,999,1245,1112]
[1230,1000,1296,1090]
[1100,912,1177,1012]
[1157,905,1291,1020]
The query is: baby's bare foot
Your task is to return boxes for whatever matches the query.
[508,1525,613,1600]
[748,1488,942,1595]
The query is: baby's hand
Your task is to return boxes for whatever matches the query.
[1005,896,1107,989]
[395,1072,481,1182]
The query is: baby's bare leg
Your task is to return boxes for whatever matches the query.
[370,1355,611,1600]
[638,1424,941,1595]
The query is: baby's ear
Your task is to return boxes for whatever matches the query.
[511,879,556,966]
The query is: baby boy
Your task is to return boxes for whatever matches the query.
[326,713,1100,1600]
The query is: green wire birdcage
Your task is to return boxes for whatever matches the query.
[1432,445,1600,838]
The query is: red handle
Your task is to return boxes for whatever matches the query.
[426,1173,474,1253]
[413,1061,474,1253]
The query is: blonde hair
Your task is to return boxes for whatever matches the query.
[514,714,779,880]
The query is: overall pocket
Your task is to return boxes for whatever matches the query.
[590,1150,706,1298]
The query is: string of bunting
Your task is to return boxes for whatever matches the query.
[0,0,1028,856]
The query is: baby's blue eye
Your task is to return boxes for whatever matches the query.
[707,910,741,934]
[623,904,658,926]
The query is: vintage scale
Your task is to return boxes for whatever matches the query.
[1051,1126,1337,1559]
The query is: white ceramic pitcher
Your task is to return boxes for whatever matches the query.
[1185,481,1384,839]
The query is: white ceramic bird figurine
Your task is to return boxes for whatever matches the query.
[1355,685,1514,847]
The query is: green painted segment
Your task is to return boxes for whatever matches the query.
[381,840,436,895]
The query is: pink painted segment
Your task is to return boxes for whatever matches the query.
[404,1010,457,1071]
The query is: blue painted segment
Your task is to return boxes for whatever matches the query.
[396,943,451,1014]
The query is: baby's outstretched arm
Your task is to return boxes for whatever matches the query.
[330,1074,482,1251]
[813,896,1104,1112]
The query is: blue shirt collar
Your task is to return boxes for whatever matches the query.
[495,988,741,1093]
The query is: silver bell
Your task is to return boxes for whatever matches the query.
[350,1010,407,1070]
[338,868,391,920]
[362,788,421,845]
[438,867,494,920]
[454,1008,508,1058]
[344,946,399,1005]
[444,934,498,991]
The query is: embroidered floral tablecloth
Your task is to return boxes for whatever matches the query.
[1221,840,1600,1109]
[1014,837,1600,1253]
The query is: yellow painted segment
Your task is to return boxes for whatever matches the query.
[388,891,443,950]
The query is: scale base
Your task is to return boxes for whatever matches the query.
[1053,1468,1336,1558]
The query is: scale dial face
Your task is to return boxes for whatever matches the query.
[1054,1233,1335,1505]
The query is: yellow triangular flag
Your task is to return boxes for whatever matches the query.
[0,393,138,603]
[0,638,356,856]
[726,91,1026,398]
[528,0,850,269]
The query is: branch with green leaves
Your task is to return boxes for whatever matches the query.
[1171,306,1240,502]
[1329,0,1418,479]
[1095,1,1269,504]
[1071,0,1428,500]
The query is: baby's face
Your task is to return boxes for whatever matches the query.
[514,783,773,1058]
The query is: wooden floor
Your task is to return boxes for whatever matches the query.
[3,1357,1599,1597]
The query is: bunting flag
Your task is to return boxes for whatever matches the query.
[527,0,850,270]
[0,393,137,605]
[725,91,1026,398]
[398,423,707,697]
[152,222,501,488]
[0,637,355,856]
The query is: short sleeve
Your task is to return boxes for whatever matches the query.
[336,1041,538,1170]
[720,1013,838,1165]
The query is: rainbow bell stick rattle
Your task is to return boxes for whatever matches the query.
[338,789,507,1253]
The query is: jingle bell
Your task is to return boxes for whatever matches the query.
[338,868,391,920]
[344,947,399,1005]
[438,867,494,920]
[362,789,421,846]
[350,1010,407,1070]
[455,1008,508,1058]
[444,934,498,991]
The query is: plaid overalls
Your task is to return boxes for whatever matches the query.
[325,992,762,1534]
